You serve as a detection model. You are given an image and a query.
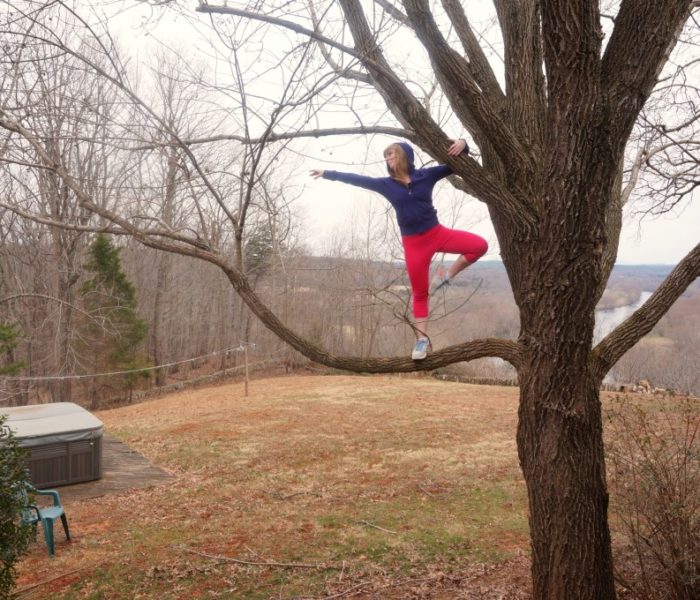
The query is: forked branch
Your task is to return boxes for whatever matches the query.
[404,0,531,169]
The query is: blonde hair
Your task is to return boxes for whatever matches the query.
[383,143,409,179]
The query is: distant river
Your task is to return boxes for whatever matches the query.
[594,291,653,344]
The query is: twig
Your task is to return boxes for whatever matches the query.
[262,489,323,500]
[243,544,267,561]
[179,545,338,570]
[356,520,397,534]
[286,580,372,600]
[15,568,84,596]
[417,480,453,497]
[417,482,437,497]
[286,576,437,599]
[314,581,370,599]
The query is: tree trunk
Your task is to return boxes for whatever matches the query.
[515,220,615,597]
[150,251,169,386]
[518,354,614,598]
[53,267,78,403]
[150,148,178,386]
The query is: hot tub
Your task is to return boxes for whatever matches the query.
[2,403,103,488]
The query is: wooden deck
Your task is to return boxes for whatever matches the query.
[56,435,172,503]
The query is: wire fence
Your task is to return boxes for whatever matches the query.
[0,342,285,409]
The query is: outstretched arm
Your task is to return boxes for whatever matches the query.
[310,168,389,195]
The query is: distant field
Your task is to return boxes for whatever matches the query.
[15,375,532,599]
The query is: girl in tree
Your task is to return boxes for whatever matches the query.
[310,139,488,360]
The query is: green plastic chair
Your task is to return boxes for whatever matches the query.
[20,485,71,556]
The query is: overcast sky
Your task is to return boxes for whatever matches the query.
[110,1,698,267]
[296,155,700,266]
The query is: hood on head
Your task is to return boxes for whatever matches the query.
[386,141,416,175]
[397,142,415,172]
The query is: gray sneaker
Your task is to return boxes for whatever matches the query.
[411,337,431,360]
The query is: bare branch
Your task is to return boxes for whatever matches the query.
[308,2,372,84]
[0,113,212,252]
[0,201,114,235]
[593,241,700,378]
[130,126,413,151]
[180,545,336,570]
[602,0,694,146]
[195,2,359,58]
[0,293,89,315]
[337,0,536,232]
[404,0,533,169]
[442,0,505,104]
[374,0,408,25]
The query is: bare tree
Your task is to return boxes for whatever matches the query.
[0,19,138,401]
[1,1,699,598]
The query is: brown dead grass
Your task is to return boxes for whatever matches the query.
[14,374,531,599]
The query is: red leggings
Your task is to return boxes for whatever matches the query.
[402,224,488,319]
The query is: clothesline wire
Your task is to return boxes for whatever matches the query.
[0,342,256,382]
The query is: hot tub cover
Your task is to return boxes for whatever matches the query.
[2,402,103,447]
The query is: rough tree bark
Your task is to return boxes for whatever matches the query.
[196,1,698,597]
[1,1,699,598]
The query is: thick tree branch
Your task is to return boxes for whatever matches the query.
[220,259,524,372]
[404,0,533,170]
[592,241,700,378]
[602,0,694,150]
[491,0,546,151]
[338,0,536,232]
[540,0,602,127]
[442,0,505,105]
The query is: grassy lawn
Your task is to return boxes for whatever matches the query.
[15,375,531,599]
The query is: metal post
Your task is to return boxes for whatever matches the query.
[244,344,249,397]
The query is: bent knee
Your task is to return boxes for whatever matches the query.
[466,236,488,263]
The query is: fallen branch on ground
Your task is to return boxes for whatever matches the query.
[262,488,324,500]
[179,545,339,570]
[356,520,397,534]
[286,576,438,599]
[15,567,89,597]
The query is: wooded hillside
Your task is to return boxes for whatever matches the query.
[2,243,697,408]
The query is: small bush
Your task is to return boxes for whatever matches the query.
[0,415,32,599]
[605,397,700,600]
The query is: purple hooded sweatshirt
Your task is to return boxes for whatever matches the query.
[322,141,467,236]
